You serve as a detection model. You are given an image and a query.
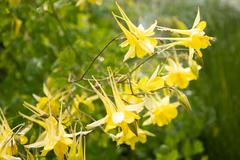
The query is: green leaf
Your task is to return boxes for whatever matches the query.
[193,140,204,154]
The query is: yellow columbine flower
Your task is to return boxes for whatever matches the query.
[86,68,144,132]
[164,59,197,89]
[0,109,30,160]
[32,84,65,116]
[143,95,179,127]
[114,123,154,150]
[113,2,158,61]
[67,129,86,160]
[121,83,144,104]
[136,65,164,92]
[158,8,214,57]
[20,104,91,160]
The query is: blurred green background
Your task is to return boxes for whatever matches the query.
[0,0,239,159]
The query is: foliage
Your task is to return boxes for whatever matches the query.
[0,0,239,159]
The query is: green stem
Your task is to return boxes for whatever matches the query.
[70,33,122,83]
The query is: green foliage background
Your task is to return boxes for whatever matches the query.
[0,0,239,159]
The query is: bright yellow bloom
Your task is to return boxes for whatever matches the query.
[0,110,19,160]
[86,68,144,132]
[121,83,144,104]
[164,59,197,89]
[158,8,214,57]
[143,95,179,127]
[33,84,66,116]
[0,109,30,160]
[113,2,158,61]
[20,104,91,160]
[136,65,164,92]
[66,130,86,160]
[114,123,154,150]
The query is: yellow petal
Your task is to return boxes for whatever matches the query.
[89,80,115,114]
[192,7,200,29]
[54,142,68,160]
[147,77,164,91]
[86,117,107,129]
[124,45,135,62]
[196,21,207,31]
[144,21,157,36]
[19,113,46,128]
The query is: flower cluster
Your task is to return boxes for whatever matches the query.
[0,2,213,159]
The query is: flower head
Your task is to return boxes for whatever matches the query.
[33,84,66,116]
[0,109,30,160]
[158,8,214,57]
[164,59,197,89]
[136,65,164,92]
[66,128,86,160]
[20,104,91,159]
[113,2,158,61]
[143,95,179,127]
[114,123,154,150]
[86,68,144,132]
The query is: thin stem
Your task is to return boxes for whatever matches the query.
[70,33,122,83]
[118,45,174,83]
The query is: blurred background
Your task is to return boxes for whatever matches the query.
[0,0,240,159]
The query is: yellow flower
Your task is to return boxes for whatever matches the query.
[136,65,164,92]
[32,84,64,116]
[0,109,30,160]
[158,8,214,57]
[86,68,144,132]
[113,2,158,61]
[67,130,86,160]
[164,59,197,89]
[121,83,144,104]
[114,123,154,150]
[20,104,91,160]
[143,95,179,127]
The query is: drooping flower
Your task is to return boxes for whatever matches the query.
[143,95,179,127]
[157,8,214,58]
[20,104,91,160]
[113,2,158,61]
[66,128,86,160]
[136,65,164,92]
[114,123,154,150]
[0,109,29,160]
[164,59,197,89]
[121,83,144,105]
[86,68,144,132]
[32,84,67,116]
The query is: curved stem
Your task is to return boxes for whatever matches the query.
[70,33,122,83]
